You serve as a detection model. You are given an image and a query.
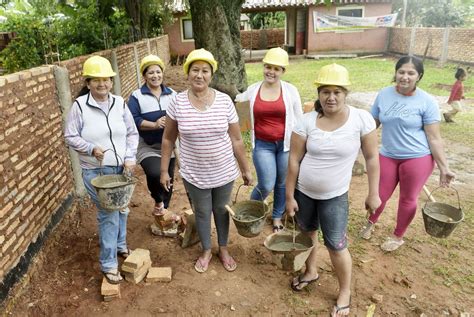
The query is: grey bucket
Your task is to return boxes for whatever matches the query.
[422,187,464,238]
[91,174,137,211]
[230,185,269,238]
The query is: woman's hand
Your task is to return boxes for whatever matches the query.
[241,170,253,186]
[123,161,135,176]
[365,194,381,216]
[286,197,299,217]
[440,169,455,187]
[160,172,172,192]
[92,146,104,161]
[155,117,166,129]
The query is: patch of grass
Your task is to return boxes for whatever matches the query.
[244,57,474,102]
[440,111,474,148]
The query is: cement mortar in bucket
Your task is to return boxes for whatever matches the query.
[422,187,464,238]
[264,228,314,271]
[228,185,269,238]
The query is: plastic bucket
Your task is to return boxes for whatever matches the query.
[91,174,137,211]
[422,187,464,238]
[230,185,269,238]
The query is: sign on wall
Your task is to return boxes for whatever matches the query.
[313,12,398,32]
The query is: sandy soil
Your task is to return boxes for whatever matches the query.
[2,65,473,316]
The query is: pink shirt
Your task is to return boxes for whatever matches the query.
[167,89,240,189]
[447,80,464,104]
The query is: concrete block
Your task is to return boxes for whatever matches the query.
[146,267,172,283]
[123,260,151,284]
[122,248,151,271]
[180,209,200,248]
[101,277,121,296]
[122,257,152,274]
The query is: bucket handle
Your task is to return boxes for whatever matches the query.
[233,184,267,214]
[423,186,461,210]
[98,149,131,179]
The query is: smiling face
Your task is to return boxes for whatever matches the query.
[318,85,347,115]
[263,63,285,84]
[395,62,421,94]
[87,77,112,101]
[187,61,213,92]
[144,64,163,89]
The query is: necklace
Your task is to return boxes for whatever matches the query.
[189,89,212,110]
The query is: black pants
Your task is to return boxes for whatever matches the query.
[140,156,176,208]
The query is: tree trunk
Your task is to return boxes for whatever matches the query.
[189,0,247,100]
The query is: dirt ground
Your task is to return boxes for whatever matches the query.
[2,65,473,316]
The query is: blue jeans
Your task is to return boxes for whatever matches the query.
[251,139,288,219]
[82,166,129,272]
[294,190,349,251]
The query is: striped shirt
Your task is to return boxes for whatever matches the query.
[168,89,240,189]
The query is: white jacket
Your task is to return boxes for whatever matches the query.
[235,80,303,151]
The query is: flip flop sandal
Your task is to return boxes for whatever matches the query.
[331,296,351,317]
[218,254,237,272]
[290,274,320,292]
[118,248,132,259]
[272,225,284,233]
[194,254,212,273]
[153,203,165,217]
[102,270,123,284]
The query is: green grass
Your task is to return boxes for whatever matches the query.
[244,57,474,102]
[440,111,474,148]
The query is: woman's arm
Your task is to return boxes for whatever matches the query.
[360,130,381,213]
[228,122,253,185]
[160,115,179,191]
[285,132,306,217]
[424,123,456,186]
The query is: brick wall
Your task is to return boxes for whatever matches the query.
[0,66,74,280]
[389,27,474,64]
[0,35,170,301]
[240,29,285,50]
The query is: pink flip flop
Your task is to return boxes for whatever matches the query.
[218,253,237,272]
[194,254,212,273]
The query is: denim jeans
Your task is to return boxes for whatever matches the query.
[294,190,349,251]
[82,166,129,272]
[251,139,288,219]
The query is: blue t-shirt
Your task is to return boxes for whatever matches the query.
[371,86,440,159]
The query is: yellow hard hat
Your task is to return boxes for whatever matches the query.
[82,55,116,78]
[262,47,289,68]
[140,54,165,74]
[183,48,218,74]
[314,63,351,87]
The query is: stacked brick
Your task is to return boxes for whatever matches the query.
[0,66,74,280]
[240,29,285,50]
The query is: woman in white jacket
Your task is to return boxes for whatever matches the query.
[235,48,303,232]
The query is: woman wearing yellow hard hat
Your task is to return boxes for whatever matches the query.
[128,55,179,222]
[160,48,253,273]
[64,55,139,284]
[235,47,303,233]
[285,63,380,316]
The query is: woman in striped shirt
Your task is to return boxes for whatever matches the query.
[160,49,253,273]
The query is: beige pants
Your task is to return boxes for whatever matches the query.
[446,100,463,117]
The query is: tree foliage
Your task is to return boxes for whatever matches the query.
[0,0,173,74]
[248,12,285,29]
[392,0,472,27]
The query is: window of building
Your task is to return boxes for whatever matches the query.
[181,17,194,41]
[337,7,364,18]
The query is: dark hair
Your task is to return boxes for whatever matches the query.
[395,55,424,81]
[314,85,349,117]
[455,67,467,80]
[76,78,91,98]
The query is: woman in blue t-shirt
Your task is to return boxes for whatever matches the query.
[359,56,455,251]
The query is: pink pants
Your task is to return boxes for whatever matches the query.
[368,154,435,238]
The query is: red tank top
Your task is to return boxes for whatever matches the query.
[253,88,286,142]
